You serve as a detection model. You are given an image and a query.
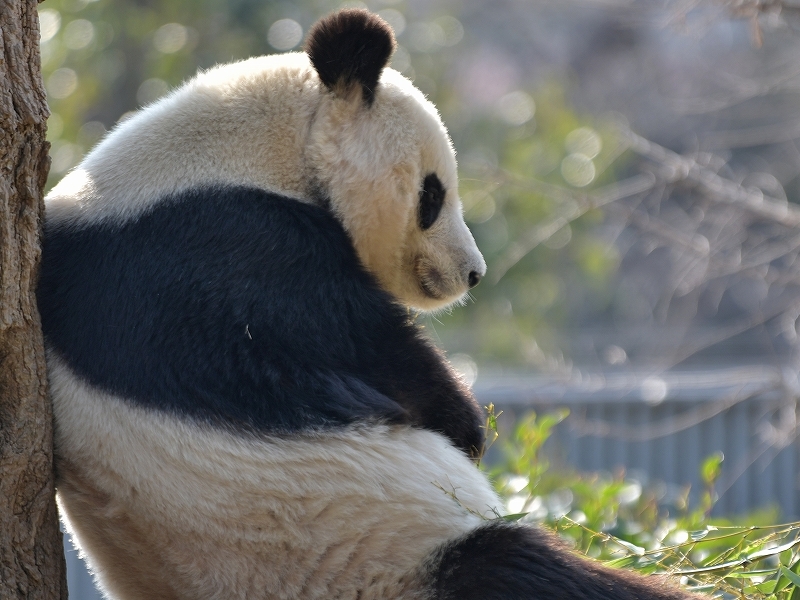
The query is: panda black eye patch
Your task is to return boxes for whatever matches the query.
[418,173,445,230]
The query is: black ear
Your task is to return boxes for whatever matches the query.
[305,9,396,106]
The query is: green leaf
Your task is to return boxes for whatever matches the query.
[748,538,800,562]
[687,584,716,593]
[612,538,645,556]
[689,529,710,542]
[759,581,778,594]
[675,559,745,575]
[743,580,777,594]
[774,574,791,593]
[604,556,638,569]
[635,563,660,575]
[781,566,800,588]
[791,558,800,600]
[701,452,724,485]
[724,569,779,579]
[500,513,528,522]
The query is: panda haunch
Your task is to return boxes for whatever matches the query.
[40,9,700,600]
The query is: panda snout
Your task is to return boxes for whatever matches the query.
[468,271,482,289]
[465,258,486,289]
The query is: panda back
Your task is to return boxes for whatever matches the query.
[39,186,414,432]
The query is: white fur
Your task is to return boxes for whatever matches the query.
[51,355,502,600]
[46,54,484,310]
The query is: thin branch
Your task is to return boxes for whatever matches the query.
[492,173,657,283]
[620,127,800,226]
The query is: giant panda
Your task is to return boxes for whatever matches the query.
[39,9,700,600]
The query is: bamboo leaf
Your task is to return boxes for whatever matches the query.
[689,529,710,542]
[743,580,776,594]
[674,559,746,575]
[774,575,790,593]
[500,512,528,522]
[605,556,638,569]
[724,569,779,579]
[748,539,800,562]
[781,566,800,588]
[612,538,645,556]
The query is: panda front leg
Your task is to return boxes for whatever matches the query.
[362,324,486,459]
[422,521,701,600]
[358,336,703,598]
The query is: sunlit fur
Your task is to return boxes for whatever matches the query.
[51,356,500,600]
[46,54,484,310]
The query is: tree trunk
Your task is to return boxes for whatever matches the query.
[0,0,67,598]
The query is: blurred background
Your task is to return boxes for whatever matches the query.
[38,0,800,595]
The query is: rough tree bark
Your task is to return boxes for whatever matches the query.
[0,0,67,598]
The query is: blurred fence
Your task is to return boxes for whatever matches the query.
[477,365,799,518]
[63,532,101,600]
[64,364,800,598]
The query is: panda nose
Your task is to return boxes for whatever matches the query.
[468,271,482,289]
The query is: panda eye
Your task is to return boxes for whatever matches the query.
[418,173,445,230]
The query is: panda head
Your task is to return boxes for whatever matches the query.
[46,9,484,311]
[304,10,486,310]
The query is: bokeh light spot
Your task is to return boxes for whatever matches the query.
[377,9,405,36]
[561,153,596,187]
[50,141,81,174]
[117,111,138,124]
[603,345,627,365]
[267,19,302,51]
[47,68,78,99]
[137,78,169,106]
[63,19,94,50]
[641,377,668,405]
[463,191,496,224]
[390,44,411,74]
[407,21,445,53]
[565,127,602,159]
[153,23,188,54]
[435,16,464,47]
[62,0,89,12]
[78,121,107,148]
[543,223,572,250]
[449,353,478,387]
[39,9,61,43]
[47,113,64,140]
[497,91,535,126]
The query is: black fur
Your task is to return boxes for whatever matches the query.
[419,173,446,230]
[38,186,483,455]
[305,9,395,105]
[428,521,699,600]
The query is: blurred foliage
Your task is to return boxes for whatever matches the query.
[489,410,800,598]
[39,0,339,182]
[38,0,622,370]
[433,94,624,369]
